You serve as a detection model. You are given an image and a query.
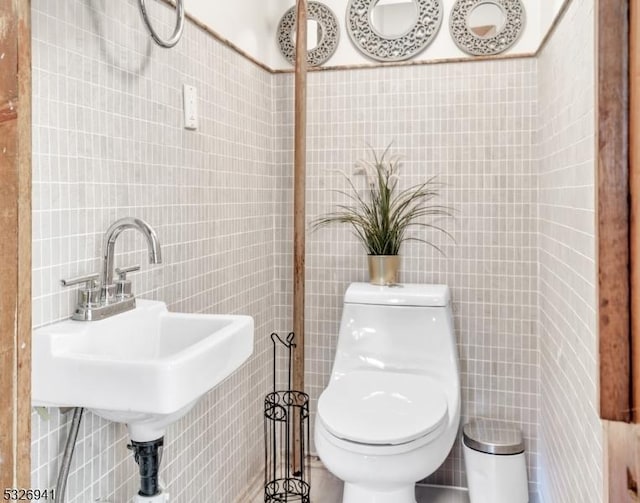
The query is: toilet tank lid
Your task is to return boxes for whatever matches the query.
[344,283,450,307]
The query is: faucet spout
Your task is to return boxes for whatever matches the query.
[101,217,162,290]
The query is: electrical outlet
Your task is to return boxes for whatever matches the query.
[183,84,198,130]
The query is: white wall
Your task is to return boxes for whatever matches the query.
[184,0,568,70]
[274,57,541,495]
[540,0,567,37]
[185,0,290,66]
[31,1,276,501]
[537,0,602,500]
[293,0,539,67]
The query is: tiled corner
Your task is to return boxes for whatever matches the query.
[537,0,601,501]
[274,58,540,493]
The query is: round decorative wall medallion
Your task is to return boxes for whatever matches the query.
[346,0,443,62]
[277,2,340,67]
[449,0,525,56]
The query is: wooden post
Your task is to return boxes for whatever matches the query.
[630,0,640,423]
[16,0,32,485]
[292,0,308,473]
[0,0,32,488]
[598,0,631,422]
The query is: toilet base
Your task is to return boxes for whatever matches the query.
[342,482,416,503]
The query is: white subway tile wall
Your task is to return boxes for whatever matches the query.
[537,0,602,501]
[274,58,540,494]
[31,1,275,502]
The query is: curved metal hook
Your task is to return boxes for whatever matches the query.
[270,332,296,349]
[138,0,185,49]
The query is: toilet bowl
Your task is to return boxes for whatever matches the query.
[315,283,460,503]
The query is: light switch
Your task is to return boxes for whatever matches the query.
[183,84,198,130]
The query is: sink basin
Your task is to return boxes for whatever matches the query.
[32,299,254,440]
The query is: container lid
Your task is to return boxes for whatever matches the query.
[463,420,525,455]
[317,370,448,445]
[344,283,450,307]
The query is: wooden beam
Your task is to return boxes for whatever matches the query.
[630,0,640,424]
[599,0,631,422]
[16,0,32,485]
[0,0,31,488]
[0,0,20,488]
[292,0,307,472]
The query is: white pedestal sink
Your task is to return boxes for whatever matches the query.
[32,300,254,441]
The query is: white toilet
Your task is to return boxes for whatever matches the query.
[315,282,461,503]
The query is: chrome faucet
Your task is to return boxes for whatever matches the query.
[100,217,162,301]
[62,217,162,321]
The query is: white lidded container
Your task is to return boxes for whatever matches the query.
[462,419,529,503]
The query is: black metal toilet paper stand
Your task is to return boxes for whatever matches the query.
[264,332,310,502]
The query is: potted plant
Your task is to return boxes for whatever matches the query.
[311,144,453,285]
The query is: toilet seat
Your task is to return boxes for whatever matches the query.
[317,370,448,446]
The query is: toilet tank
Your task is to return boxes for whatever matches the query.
[331,283,458,383]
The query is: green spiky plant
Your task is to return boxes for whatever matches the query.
[311,144,453,255]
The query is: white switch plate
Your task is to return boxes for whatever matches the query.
[183,84,198,130]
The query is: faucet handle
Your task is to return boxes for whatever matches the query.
[114,265,140,299]
[61,273,100,289]
[115,264,141,280]
[61,273,101,307]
